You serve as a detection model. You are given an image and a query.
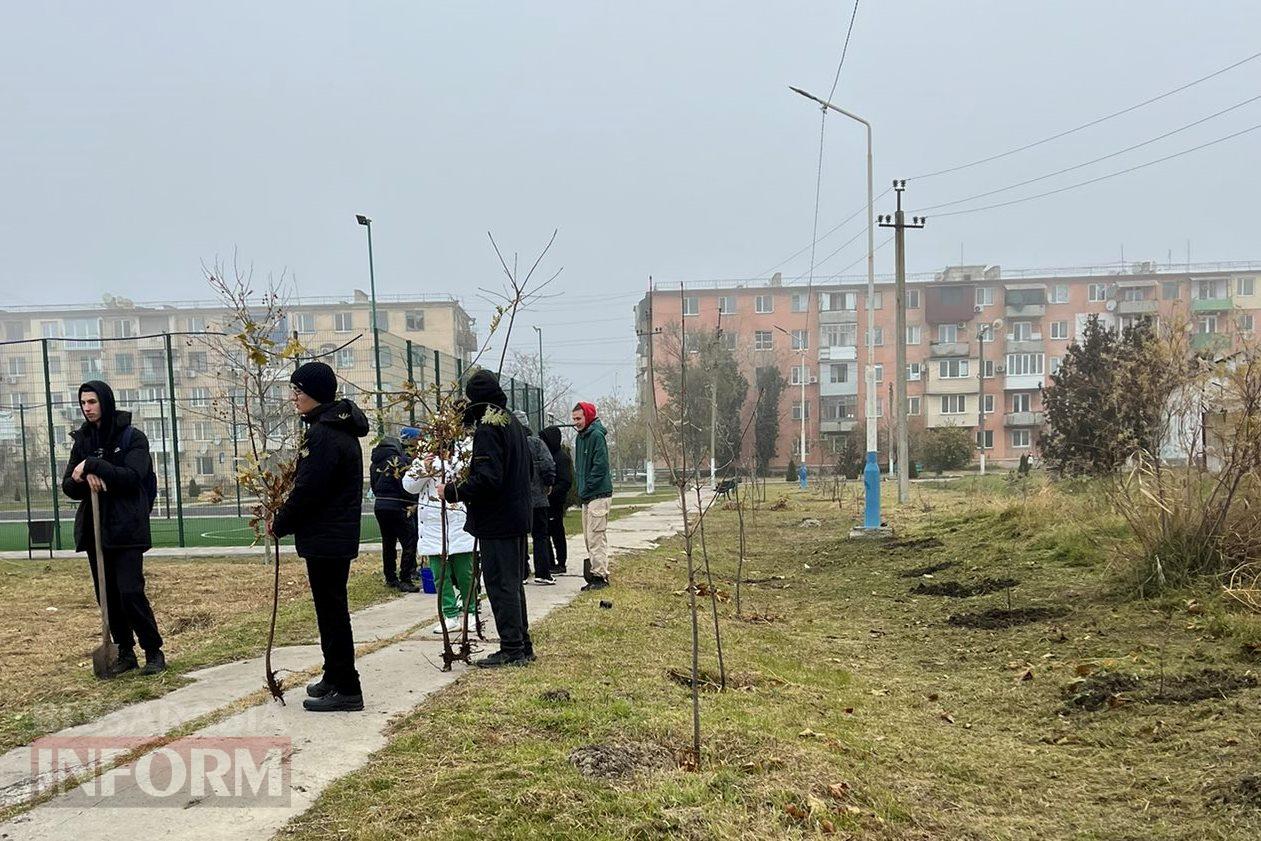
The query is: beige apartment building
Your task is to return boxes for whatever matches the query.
[636,261,1260,472]
[0,290,478,495]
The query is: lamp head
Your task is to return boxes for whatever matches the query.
[355,214,371,226]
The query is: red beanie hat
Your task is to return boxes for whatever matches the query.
[574,401,598,426]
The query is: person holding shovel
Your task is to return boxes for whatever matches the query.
[62,380,165,677]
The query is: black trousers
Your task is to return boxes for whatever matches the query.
[481,537,532,657]
[531,508,554,579]
[305,555,362,695]
[375,508,417,582]
[547,507,568,570]
[87,547,162,656]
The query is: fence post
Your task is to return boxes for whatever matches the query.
[158,397,171,518]
[509,377,518,414]
[164,333,186,547]
[40,338,61,550]
[20,404,33,557]
[230,400,242,518]
[406,340,416,427]
[456,357,464,386]
[433,350,441,392]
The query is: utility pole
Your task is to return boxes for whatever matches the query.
[878,181,925,504]
[977,319,990,475]
[534,325,544,418]
[638,279,661,494]
[710,307,723,487]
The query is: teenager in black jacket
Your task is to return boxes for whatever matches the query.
[539,426,573,574]
[370,436,419,591]
[272,362,370,711]
[437,370,534,668]
[61,380,164,676]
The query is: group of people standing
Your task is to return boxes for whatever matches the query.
[64,361,613,714]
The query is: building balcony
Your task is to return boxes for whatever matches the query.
[925,377,978,395]
[1006,303,1046,318]
[818,345,857,362]
[139,368,167,384]
[1004,411,1045,427]
[925,414,975,429]
[819,378,859,397]
[820,419,857,434]
[818,309,859,325]
[929,341,970,357]
[1004,337,1044,354]
[1116,299,1158,315]
[1191,333,1230,353]
[1004,373,1044,391]
[1191,297,1232,313]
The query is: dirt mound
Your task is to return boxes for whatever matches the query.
[1062,671,1142,711]
[1149,669,1257,704]
[898,560,958,578]
[912,577,1019,598]
[947,606,1068,629]
[1063,668,1257,713]
[666,667,763,692]
[1208,775,1261,810]
[569,742,677,780]
[538,689,571,704]
[886,536,944,552]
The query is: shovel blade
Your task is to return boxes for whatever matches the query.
[92,642,120,679]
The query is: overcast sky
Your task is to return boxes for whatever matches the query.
[3,1,1259,399]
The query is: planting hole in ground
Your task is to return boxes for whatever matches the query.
[947,606,1069,629]
[568,742,678,780]
[898,560,958,578]
[911,577,1020,598]
[1063,668,1258,712]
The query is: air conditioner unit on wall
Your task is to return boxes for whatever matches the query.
[995,366,1006,374]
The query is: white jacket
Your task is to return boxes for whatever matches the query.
[401,438,476,556]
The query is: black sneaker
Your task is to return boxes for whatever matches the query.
[108,650,139,677]
[306,677,334,698]
[581,578,609,592]
[394,579,420,593]
[303,690,365,712]
[474,650,530,669]
[554,565,568,575]
[140,650,167,676]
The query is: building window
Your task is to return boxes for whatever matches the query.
[1011,429,1032,449]
[1198,315,1218,334]
[48,356,61,374]
[187,316,207,333]
[719,331,737,351]
[871,364,884,384]
[112,319,135,338]
[1237,277,1255,296]
[187,351,208,372]
[870,291,883,310]
[1012,392,1032,413]
[64,318,101,349]
[821,323,857,347]
[791,329,808,350]
[907,362,921,381]
[938,359,969,378]
[906,289,920,309]
[1050,320,1069,340]
[42,321,61,338]
[828,363,850,383]
[906,325,921,345]
[874,396,884,418]
[336,348,355,368]
[7,357,25,376]
[191,421,212,441]
[334,312,354,332]
[718,296,736,315]
[983,394,995,414]
[80,357,102,377]
[754,330,772,350]
[190,387,211,407]
[196,456,215,476]
[940,394,967,414]
[936,323,958,343]
[983,359,995,378]
[755,295,773,314]
[865,327,885,346]
[294,312,316,333]
[1161,281,1180,300]
[907,396,921,416]
[1197,279,1228,300]
[1050,356,1062,374]
[1051,284,1069,304]
[819,291,857,312]
[1238,314,1255,333]
[977,429,994,449]
[975,287,994,307]
[1005,353,1045,376]
[116,388,139,404]
[398,310,424,331]
[141,386,166,402]
[790,365,810,385]
[1010,321,1036,341]
[792,401,810,420]
[790,292,808,313]
[1088,283,1106,302]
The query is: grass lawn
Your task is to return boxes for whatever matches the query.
[0,552,401,755]
[281,479,1261,840]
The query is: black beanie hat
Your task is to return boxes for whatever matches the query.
[291,361,337,404]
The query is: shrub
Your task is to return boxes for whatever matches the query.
[920,427,973,475]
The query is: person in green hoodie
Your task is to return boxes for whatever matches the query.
[571,401,613,590]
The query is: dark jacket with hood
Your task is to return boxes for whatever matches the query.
[273,398,370,558]
[540,426,573,514]
[443,371,532,539]
[61,380,153,552]
[573,402,613,503]
[514,411,555,510]
[370,436,416,513]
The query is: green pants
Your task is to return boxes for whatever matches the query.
[432,551,476,619]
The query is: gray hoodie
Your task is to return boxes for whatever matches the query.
[514,410,555,509]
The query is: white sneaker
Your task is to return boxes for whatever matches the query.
[533,576,557,586]
[430,616,463,635]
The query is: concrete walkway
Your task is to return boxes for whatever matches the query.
[0,496,686,840]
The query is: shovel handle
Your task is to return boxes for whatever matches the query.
[90,489,110,646]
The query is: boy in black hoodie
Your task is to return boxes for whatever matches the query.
[370,436,419,592]
[539,426,572,574]
[273,362,371,711]
[62,380,165,676]
[437,371,534,668]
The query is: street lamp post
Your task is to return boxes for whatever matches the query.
[789,86,878,528]
[534,325,545,429]
[355,214,385,432]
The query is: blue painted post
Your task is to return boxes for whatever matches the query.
[798,464,807,490]
[863,451,881,529]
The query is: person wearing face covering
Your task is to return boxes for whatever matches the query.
[435,371,534,668]
[61,380,165,677]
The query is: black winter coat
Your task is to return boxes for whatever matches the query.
[443,371,532,539]
[61,381,152,552]
[370,437,416,512]
[273,399,370,559]
[540,426,573,514]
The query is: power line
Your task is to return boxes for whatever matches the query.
[917,93,1261,213]
[922,120,1261,219]
[827,0,862,101]
[911,49,1261,180]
